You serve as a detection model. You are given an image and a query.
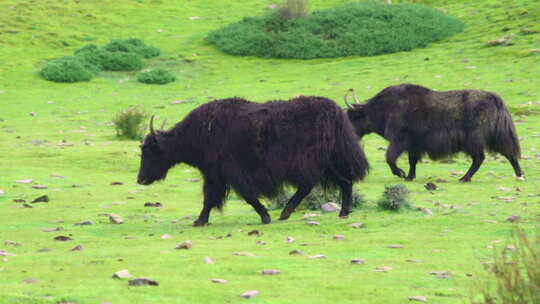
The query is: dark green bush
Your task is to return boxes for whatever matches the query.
[101,52,144,71]
[40,57,95,83]
[75,47,111,70]
[137,69,176,85]
[103,38,160,58]
[268,186,365,211]
[377,184,411,211]
[112,106,148,140]
[207,1,464,59]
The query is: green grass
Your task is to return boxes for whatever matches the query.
[1,0,539,303]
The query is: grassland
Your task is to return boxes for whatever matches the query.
[1,0,539,303]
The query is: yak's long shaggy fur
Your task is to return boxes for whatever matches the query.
[346,83,522,182]
[138,96,368,226]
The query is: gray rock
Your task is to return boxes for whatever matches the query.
[349,222,364,229]
[350,259,365,265]
[0,250,16,257]
[113,269,133,279]
[4,240,19,246]
[386,244,404,248]
[308,254,326,259]
[333,235,345,240]
[70,245,83,251]
[211,278,227,284]
[240,290,259,299]
[128,278,159,286]
[374,266,392,272]
[306,221,320,226]
[204,256,214,264]
[289,249,304,255]
[321,202,341,213]
[31,195,49,203]
[175,241,192,250]
[408,296,427,302]
[54,235,72,241]
[261,269,281,275]
[32,185,48,189]
[161,234,172,239]
[74,220,93,226]
[285,236,295,243]
[233,252,255,257]
[506,215,520,223]
[109,214,124,224]
[42,227,64,232]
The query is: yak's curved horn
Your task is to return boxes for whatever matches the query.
[344,90,354,109]
[160,119,167,131]
[149,115,156,135]
[351,88,361,104]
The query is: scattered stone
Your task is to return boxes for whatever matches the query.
[211,278,227,284]
[170,100,185,105]
[406,259,423,263]
[308,254,326,259]
[497,196,516,202]
[424,182,437,191]
[113,269,133,279]
[128,278,159,286]
[161,234,172,239]
[175,241,192,250]
[54,236,72,241]
[303,213,320,219]
[408,296,427,302]
[506,215,520,223]
[71,245,83,251]
[306,221,320,226]
[4,240,19,246]
[435,178,448,183]
[188,16,201,20]
[417,208,433,216]
[486,36,513,46]
[42,227,63,232]
[50,174,65,178]
[349,222,364,229]
[31,195,49,203]
[374,266,392,272]
[429,271,451,279]
[350,259,365,265]
[247,230,261,236]
[233,252,255,257]
[321,202,341,213]
[285,236,295,243]
[110,181,123,185]
[241,290,259,299]
[289,249,304,255]
[0,250,16,256]
[109,214,124,224]
[256,240,266,245]
[32,185,48,189]
[506,244,515,251]
[13,199,26,203]
[498,187,512,192]
[204,256,214,264]
[333,235,345,240]
[261,269,281,275]
[16,179,33,184]
[144,202,162,207]
[74,220,93,226]
[387,244,404,249]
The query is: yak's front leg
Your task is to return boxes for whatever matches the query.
[244,196,271,224]
[459,151,485,182]
[193,178,227,227]
[337,180,353,219]
[386,140,408,178]
[405,150,421,181]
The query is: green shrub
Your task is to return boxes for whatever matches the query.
[103,38,160,58]
[75,47,111,70]
[137,69,176,85]
[112,106,148,140]
[474,230,540,304]
[39,57,95,83]
[268,186,365,211]
[207,1,464,59]
[377,184,411,211]
[101,52,144,71]
[277,0,309,20]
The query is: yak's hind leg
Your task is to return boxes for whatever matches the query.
[405,150,421,181]
[243,196,271,224]
[338,180,353,219]
[386,140,408,178]
[503,154,524,179]
[279,184,315,221]
[460,149,485,182]
[193,178,227,227]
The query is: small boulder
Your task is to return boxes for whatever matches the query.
[261,269,281,275]
[4,240,19,246]
[144,202,162,207]
[350,259,365,265]
[321,202,341,213]
[32,185,48,189]
[70,245,83,251]
[374,266,392,272]
[306,221,320,226]
[349,222,364,229]
[211,278,227,284]
[74,220,93,226]
[285,236,295,243]
[109,214,124,224]
[408,296,427,302]
[506,215,520,223]
[333,235,345,240]
[112,269,133,279]
[128,278,159,286]
[289,249,304,255]
[241,290,259,299]
[204,256,214,264]
[31,195,49,203]
[54,235,72,241]
[386,244,404,249]
[308,254,326,259]
[424,182,437,191]
[175,241,192,250]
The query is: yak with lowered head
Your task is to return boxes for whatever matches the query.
[345,84,523,182]
[137,96,368,226]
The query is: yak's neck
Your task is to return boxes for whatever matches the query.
[161,124,201,168]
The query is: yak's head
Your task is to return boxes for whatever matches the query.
[344,89,372,138]
[137,116,173,185]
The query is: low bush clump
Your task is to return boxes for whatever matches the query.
[112,107,148,140]
[377,184,411,211]
[137,69,176,85]
[207,1,464,59]
[40,38,161,82]
[475,230,540,304]
[40,56,96,83]
[268,186,365,211]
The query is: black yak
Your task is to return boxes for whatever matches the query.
[137,96,368,226]
[345,84,523,182]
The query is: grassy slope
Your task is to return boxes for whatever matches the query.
[1,0,539,303]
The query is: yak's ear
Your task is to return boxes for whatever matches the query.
[349,104,366,118]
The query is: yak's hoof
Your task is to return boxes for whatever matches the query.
[516,175,526,181]
[459,177,471,183]
[279,214,290,221]
[193,220,209,227]
[404,177,415,182]
[261,215,271,224]
[393,169,406,178]
[339,215,349,219]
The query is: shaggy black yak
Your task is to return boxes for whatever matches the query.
[345,84,523,182]
[138,96,368,226]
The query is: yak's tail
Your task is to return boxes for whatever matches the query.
[332,110,369,182]
[488,94,521,158]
